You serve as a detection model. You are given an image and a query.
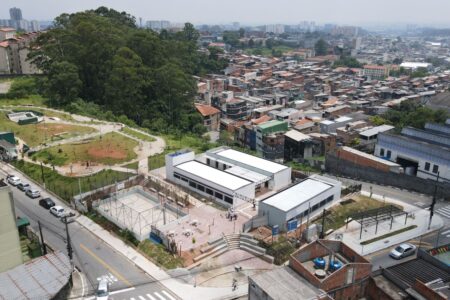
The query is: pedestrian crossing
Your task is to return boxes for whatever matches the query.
[97,273,118,284]
[128,290,177,300]
[436,205,450,219]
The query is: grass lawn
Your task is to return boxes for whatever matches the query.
[148,134,218,170]
[316,195,403,232]
[123,161,139,169]
[122,127,155,142]
[11,159,132,202]
[138,240,184,269]
[32,132,138,166]
[287,161,320,173]
[0,113,96,147]
[0,95,47,106]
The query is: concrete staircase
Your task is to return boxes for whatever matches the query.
[191,233,274,267]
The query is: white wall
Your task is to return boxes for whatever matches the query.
[272,168,291,190]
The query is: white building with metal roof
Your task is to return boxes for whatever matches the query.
[166,150,255,207]
[205,147,292,191]
[258,175,341,230]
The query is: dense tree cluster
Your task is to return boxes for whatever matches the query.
[371,101,448,131]
[29,7,226,133]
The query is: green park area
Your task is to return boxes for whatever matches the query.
[0,112,96,147]
[32,132,138,166]
[12,160,132,202]
[122,126,156,142]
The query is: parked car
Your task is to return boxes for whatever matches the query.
[25,188,41,199]
[50,206,65,217]
[39,198,55,209]
[389,243,417,259]
[96,277,109,300]
[17,182,31,191]
[7,176,21,186]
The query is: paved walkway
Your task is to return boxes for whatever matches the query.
[76,216,248,300]
[331,191,444,256]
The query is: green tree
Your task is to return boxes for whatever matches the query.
[239,28,245,38]
[315,38,328,56]
[104,47,149,117]
[45,61,82,106]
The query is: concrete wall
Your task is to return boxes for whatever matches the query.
[326,153,450,198]
[0,187,23,272]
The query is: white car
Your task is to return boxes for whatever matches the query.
[7,176,21,186]
[96,277,109,300]
[49,206,65,217]
[389,243,417,259]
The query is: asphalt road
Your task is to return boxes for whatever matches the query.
[2,165,179,300]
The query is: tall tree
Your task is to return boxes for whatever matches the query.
[315,38,328,56]
[45,61,82,106]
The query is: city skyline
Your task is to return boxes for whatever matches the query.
[2,0,450,27]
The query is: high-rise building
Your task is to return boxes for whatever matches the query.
[0,181,23,272]
[146,20,171,31]
[9,7,22,21]
[29,20,40,32]
[265,24,285,34]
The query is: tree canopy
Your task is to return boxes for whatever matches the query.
[314,39,328,56]
[29,7,226,133]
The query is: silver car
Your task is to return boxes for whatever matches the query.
[389,243,417,259]
[25,188,41,199]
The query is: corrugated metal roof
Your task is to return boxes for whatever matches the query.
[0,251,71,300]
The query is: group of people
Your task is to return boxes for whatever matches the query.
[226,207,238,221]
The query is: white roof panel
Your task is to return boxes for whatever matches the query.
[216,148,288,174]
[359,125,394,137]
[225,166,270,183]
[262,179,332,212]
[175,160,251,191]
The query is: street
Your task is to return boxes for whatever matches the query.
[2,164,179,300]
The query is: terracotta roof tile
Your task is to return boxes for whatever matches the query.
[195,104,220,116]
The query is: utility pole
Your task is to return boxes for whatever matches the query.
[64,216,73,261]
[320,209,326,239]
[40,162,45,189]
[38,221,47,255]
[428,171,440,230]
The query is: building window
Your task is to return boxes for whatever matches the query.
[215,191,223,200]
[181,176,188,182]
[425,162,430,171]
[224,196,233,204]
[386,150,391,159]
[174,174,180,179]
[433,165,439,174]
[326,195,334,203]
[319,200,326,207]
[206,188,214,195]
[189,181,196,188]
[206,158,210,165]
[215,161,219,168]
[380,148,385,156]
[197,184,205,192]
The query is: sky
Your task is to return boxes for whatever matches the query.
[2,0,450,27]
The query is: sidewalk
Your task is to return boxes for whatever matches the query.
[331,192,444,256]
[76,215,249,300]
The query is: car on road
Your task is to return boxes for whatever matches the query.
[50,206,65,217]
[7,175,21,186]
[96,277,109,300]
[25,188,41,198]
[17,182,31,191]
[39,198,56,209]
[389,243,417,259]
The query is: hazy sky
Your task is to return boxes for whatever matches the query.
[1,0,450,26]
